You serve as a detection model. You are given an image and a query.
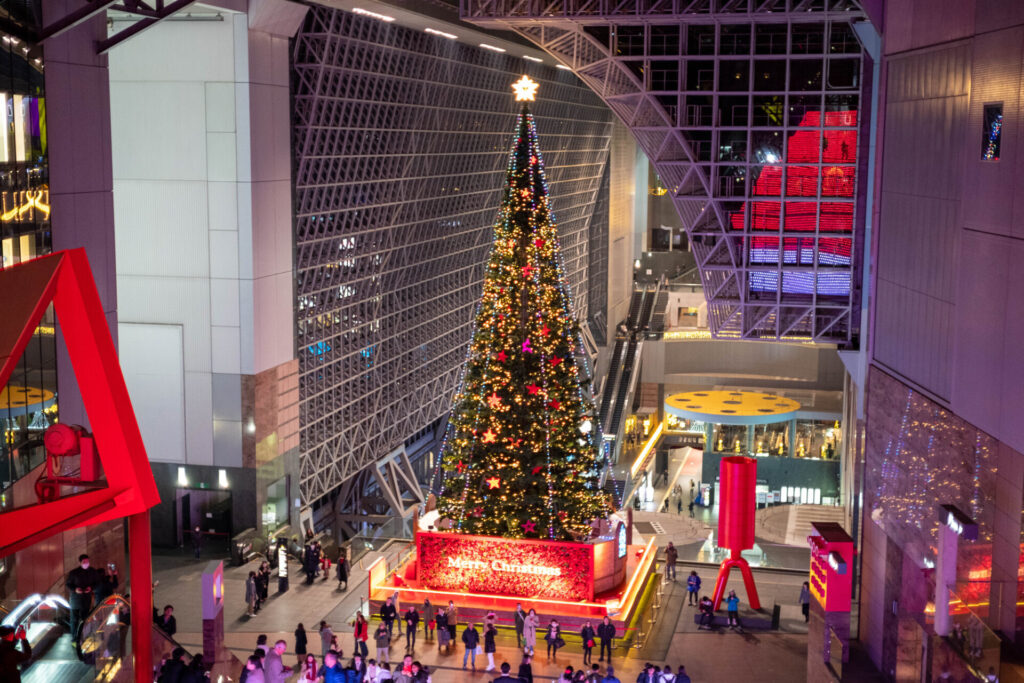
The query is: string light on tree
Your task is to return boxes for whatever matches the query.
[434,75,610,540]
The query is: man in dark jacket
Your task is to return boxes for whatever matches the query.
[517,655,533,683]
[599,666,620,683]
[492,662,520,683]
[380,598,398,640]
[192,526,203,560]
[0,626,31,683]
[404,606,420,651]
[596,616,616,663]
[157,647,187,683]
[461,623,480,672]
[66,554,99,641]
[156,605,177,637]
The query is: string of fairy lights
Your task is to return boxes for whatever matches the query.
[426,76,611,541]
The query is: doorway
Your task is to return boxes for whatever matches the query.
[175,488,232,556]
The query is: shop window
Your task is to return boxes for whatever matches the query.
[982,104,1003,161]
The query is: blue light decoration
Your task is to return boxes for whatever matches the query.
[616,521,627,558]
[983,112,1002,161]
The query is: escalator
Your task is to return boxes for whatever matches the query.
[0,592,91,683]
[608,337,639,437]
[597,336,624,428]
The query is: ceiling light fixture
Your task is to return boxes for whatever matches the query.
[352,7,394,22]
[523,55,543,63]
[479,43,506,53]
[425,27,457,39]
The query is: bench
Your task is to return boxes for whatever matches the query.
[693,612,776,630]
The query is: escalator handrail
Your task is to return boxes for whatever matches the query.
[0,592,70,630]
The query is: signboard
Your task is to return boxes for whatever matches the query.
[756,491,767,505]
[277,544,288,578]
[616,522,627,559]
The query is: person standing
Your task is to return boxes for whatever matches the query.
[421,600,435,642]
[157,605,177,637]
[461,623,479,672]
[380,598,398,641]
[354,612,370,658]
[337,553,349,591]
[675,666,690,683]
[596,616,615,663]
[322,651,347,683]
[264,640,292,683]
[725,590,741,630]
[517,655,533,683]
[298,653,318,681]
[664,543,678,581]
[320,621,335,658]
[580,621,595,666]
[492,662,520,683]
[192,526,204,560]
[242,655,265,683]
[685,571,700,606]
[404,605,420,652]
[66,554,98,642]
[245,571,258,617]
[435,609,449,654]
[375,622,392,665]
[295,623,308,668]
[483,622,497,672]
[0,625,31,682]
[94,563,119,605]
[543,620,562,661]
[514,604,526,649]
[799,582,811,623]
[446,601,458,645]
[661,664,675,683]
[522,609,539,656]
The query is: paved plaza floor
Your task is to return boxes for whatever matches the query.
[153,533,882,682]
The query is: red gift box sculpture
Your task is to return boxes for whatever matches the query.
[712,456,761,610]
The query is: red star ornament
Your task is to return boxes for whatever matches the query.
[550,356,562,367]
[557,511,567,521]
[534,238,545,249]
[487,393,502,409]
[532,465,543,475]
[522,264,534,278]
[540,324,550,337]
[527,383,541,395]
[456,460,465,473]
[521,520,536,533]
[485,476,501,489]
[473,507,483,518]
[549,400,561,410]
[496,350,507,362]
[481,429,497,444]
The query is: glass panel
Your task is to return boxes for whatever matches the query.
[718,60,749,91]
[719,24,751,56]
[753,60,787,91]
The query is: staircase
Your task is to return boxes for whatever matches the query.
[784,505,847,547]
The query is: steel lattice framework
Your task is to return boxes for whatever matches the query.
[293,6,613,504]
[464,0,867,343]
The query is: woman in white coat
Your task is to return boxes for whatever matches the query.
[522,609,539,655]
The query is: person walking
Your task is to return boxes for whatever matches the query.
[337,553,349,591]
[322,652,347,683]
[295,623,308,668]
[518,655,533,683]
[422,600,435,642]
[523,609,539,656]
[461,623,480,672]
[580,621,595,665]
[514,603,526,649]
[483,622,497,672]
[354,612,370,658]
[799,581,811,623]
[685,571,700,606]
[675,666,690,683]
[596,616,615,663]
[320,621,335,658]
[404,605,420,652]
[264,640,292,683]
[725,590,742,630]
[664,543,678,581]
[192,526,204,560]
[375,622,391,665]
[544,620,563,661]
[380,598,398,641]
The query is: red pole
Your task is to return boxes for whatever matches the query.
[129,511,152,683]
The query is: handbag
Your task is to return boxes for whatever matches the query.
[475,646,483,655]
[586,639,595,648]
[555,636,566,648]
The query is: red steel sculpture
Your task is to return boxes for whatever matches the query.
[712,456,762,611]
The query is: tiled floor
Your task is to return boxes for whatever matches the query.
[151,541,877,682]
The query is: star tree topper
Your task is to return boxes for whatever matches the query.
[512,75,539,102]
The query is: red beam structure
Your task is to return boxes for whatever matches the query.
[0,249,161,683]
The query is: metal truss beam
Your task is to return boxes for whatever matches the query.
[461,0,863,24]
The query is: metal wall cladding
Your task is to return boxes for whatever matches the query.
[291,6,613,503]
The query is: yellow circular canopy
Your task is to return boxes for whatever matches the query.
[665,390,800,425]
[0,385,56,412]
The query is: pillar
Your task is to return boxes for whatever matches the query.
[788,419,797,458]
[128,511,152,683]
[934,523,958,637]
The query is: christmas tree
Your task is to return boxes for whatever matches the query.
[434,76,610,541]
